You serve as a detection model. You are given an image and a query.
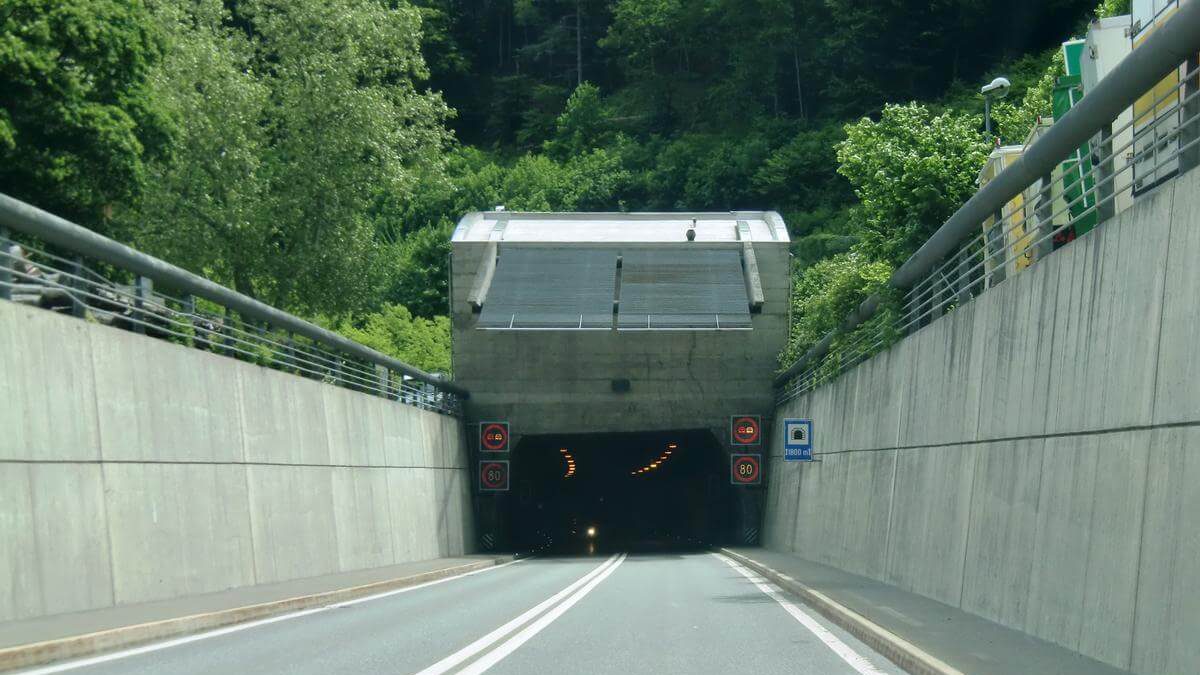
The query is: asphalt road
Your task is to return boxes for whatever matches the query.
[22,551,904,675]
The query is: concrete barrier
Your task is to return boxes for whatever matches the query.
[764,168,1200,675]
[0,303,474,623]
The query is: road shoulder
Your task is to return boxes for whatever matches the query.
[721,548,1130,675]
[0,555,514,673]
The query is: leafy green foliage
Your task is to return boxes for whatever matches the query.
[0,0,170,229]
[124,0,452,316]
[837,103,991,266]
[778,253,893,367]
[387,222,453,319]
[1096,0,1132,18]
[334,304,452,374]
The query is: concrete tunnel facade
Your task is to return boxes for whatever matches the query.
[449,211,791,549]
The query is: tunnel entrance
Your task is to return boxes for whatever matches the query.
[506,430,732,553]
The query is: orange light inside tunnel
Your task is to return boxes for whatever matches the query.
[561,449,576,478]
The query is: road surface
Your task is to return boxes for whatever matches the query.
[20,551,904,675]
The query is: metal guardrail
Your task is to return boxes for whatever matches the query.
[776,0,1200,402]
[0,194,468,415]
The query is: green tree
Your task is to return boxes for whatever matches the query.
[126,0,452,315]
[837,103,990,266]
[544,82,616,159]
[387,222,453,318]
[0,0,171,229]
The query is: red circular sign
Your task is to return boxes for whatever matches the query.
[732,456,761,484]
[481,462,507,489]
[732,416,760,445]
[481,423,508,451]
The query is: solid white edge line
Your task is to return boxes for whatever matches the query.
[716,553,888,675]
[457,553,627,675]
[414,554,620,675]
[15,559,526,675]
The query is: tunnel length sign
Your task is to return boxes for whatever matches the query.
[480,461,510,491]
[480,421,510,452]
[783,418,813,461]
[730,415,761,447]
[731,455,762,485]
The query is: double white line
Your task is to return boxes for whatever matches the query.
[416,553,627,675]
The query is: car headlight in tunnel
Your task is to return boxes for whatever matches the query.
[586,526,597,538]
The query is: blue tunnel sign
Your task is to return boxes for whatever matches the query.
[783,419,813,461]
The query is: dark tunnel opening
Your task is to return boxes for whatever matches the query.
[506,430,732,554]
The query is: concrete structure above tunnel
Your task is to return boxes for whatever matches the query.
[450,211,791,439]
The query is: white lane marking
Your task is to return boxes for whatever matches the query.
[717,554,888,675]
[414,554,621,675]
[16,559,525,675]
[457,553,627,675]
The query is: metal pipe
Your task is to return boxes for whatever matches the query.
[0,193,469,398]
[775,1,1200,389]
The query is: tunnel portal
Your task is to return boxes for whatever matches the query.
[451,211,790,553]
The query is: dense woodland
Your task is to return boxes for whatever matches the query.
[1,0,1130,372]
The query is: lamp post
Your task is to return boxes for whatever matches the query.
[980,76,1012,138]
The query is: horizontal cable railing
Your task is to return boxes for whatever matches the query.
[0,195,467,416]
[776,2,1200,404]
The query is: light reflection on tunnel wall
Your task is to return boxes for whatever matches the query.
[508,430,731,553]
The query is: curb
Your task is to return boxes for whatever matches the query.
[0,556,513,673]
[718,548,963,675]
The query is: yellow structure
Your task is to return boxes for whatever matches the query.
[979,145,1032,287]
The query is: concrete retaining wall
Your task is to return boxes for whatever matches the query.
[763,168,1200,675]
[0,302,474,623]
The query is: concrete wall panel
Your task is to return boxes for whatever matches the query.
[27,463,114,616]
[884,444,975,606]
[103,463,255,605]
[1153,174,1200,424]
[1132,427,1200,675]
[1024,434,1096,651]
[332,467,396,570]
[960,439,1044,629]
[0,302,101,461]
[246,465,340,583]
[239,365,330,465]
[0,464,40,621]
[1077,430,1150,669]
[91,328,244,463]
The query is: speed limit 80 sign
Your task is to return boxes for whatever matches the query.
[730,455,762,485]
[479,461,510,492]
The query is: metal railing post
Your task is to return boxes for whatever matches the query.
[181,294,195,347]
[67,257,86,318]
[285,333,296,374]
[133,275,152,333]
[1095,123,1117,224]
[0,227,11,301]
[221,309,234,356]
[376,365,389,398]
[1034,173,1055,261]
